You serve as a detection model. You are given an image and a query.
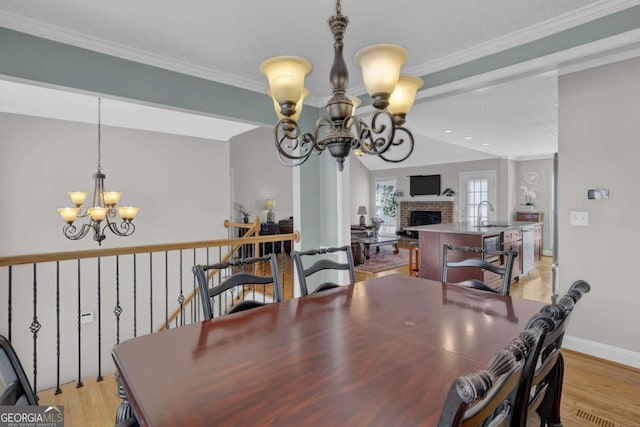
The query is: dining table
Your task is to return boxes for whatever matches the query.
[112,274,546,426]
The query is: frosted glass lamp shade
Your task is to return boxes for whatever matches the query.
[354,44,407,97]
[58,207,79,223]
[88,207,108,221]
[102,191,122,206]
[68,191,88,206]
[265,199,276,210]
[269,88,309,121]
[117,206,139,220]
[388,76,424,115]
[260,56,312,104]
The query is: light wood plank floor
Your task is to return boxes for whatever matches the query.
[38,255,640,426]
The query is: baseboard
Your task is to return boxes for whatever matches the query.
[563,335,640,370]
[542,249,553,257]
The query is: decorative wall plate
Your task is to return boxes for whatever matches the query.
[525,171,540,185]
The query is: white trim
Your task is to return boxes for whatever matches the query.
[563,335,640,370]
[542,249,553,257]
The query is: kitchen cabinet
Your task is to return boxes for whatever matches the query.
[502,228,522,279]
[515,211,543,222]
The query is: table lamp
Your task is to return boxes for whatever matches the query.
[265,199,276,223]
[357,206,367,226]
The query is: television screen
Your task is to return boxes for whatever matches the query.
[409,175,441,196]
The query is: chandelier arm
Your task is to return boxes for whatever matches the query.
[273,119,316,166]
[378,126,415,163]
[62,223,93,241]
[354,112,395,155]
[103,218,136,237]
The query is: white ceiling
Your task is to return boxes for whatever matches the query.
[0,0,638,169]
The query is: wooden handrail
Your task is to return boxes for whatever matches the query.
[0,231,300,268]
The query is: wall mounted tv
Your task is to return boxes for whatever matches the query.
[409,174,441,196]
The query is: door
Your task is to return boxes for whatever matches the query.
[459,171,497,224]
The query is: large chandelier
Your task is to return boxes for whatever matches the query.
[57,98,139,245]
[261,0,423,171]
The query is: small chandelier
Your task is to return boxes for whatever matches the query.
[261,0,423,171]
[57,98,139,245]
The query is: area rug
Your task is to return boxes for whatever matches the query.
[355,246,410,273]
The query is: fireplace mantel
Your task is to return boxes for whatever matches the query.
[397,196,455,202]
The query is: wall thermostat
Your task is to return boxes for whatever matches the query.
[587,188,609,200]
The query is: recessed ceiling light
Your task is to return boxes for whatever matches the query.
[480,109,486,113]
[463,136,473,140]
[482,142,492,146]
[443,129,453,133]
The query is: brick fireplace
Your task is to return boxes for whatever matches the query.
[399,200,454,229]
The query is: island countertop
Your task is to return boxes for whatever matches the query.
[405,221,541,235]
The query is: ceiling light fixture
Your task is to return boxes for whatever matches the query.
[57,98,139,245]
[463,136,473,140]
[443,130,453,133]
[260,0,423,171]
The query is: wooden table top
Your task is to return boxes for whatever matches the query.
[112,274,545,427]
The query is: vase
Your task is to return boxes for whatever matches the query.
[372,225,379,240]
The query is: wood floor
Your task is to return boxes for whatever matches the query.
[38,255,640,426]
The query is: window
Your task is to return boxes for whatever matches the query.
[374,178,397,235]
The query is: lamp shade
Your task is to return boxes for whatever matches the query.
[354,44,407,97]
[269,88,309,121]
[58,207,79,223]
[117,206,140,220]
[102,191,122,206]
[357,206,367,215]
[260,56,312,104]
[387,76,424,115]
[88,207,108,221]
[265,199,276,210]
[68,191,88,206]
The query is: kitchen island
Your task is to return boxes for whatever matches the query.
[405,221,542,286]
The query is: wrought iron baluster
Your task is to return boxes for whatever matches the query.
[8,266,12,342]
[133,254,137,338]
[178,250,184,326]
[192,249,197,323]
[77,259,83,388]
[165,251,169,330]
[149,252,153,335]
[30,264,41,401]
[114,256,122,345]
[96,257,103,382]
[55,261,62,395]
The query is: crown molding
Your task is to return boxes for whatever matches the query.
[404,0,640,78]
[0,10,269,96]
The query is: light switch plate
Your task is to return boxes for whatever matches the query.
[570,211,589,226]
[80,311,94,324]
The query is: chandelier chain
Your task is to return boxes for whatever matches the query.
[97,97,102,172]
[336,0,341,15]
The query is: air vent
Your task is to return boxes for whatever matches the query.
[575,409,617,427]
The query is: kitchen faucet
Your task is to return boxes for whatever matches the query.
[476,200,495,226]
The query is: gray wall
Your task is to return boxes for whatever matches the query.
[230,127,294,223]
[349,154,372,225]
[0,113,230,255]
[515,158,554,253]
[559,56,640,365]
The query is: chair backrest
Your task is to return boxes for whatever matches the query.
[192,253,281,320]
[291,246,355,296]
[512,280,591,426]
[0,335,37,406]
[438,326,543,427]
[441,245,517,295]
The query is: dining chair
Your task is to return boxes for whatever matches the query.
[291,245,355,296]
[441,245,517,295]
[437,324,544,427]
[192,253,281,319]
[512,280,591,427]
[0,335,37,406]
